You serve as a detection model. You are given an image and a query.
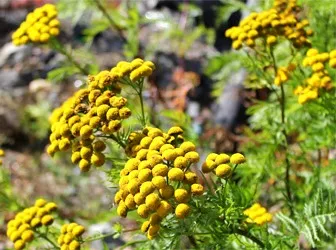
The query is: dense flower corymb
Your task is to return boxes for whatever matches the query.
[6,199,57,250]
[294,48,335,104]
[58,222,86,250]
[201,152,246,178]
[225,0,312,49]
[243,203,273,225]
[47,58,155,171]
[12,4,60,46]
[114,126,204,239]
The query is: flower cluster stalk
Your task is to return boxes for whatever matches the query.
[270,48,294,215]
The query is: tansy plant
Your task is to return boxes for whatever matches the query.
[40,57,270,249]
[5,0,336,249]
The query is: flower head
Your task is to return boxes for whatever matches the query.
[115,126,204,239]
[6,199,57,249]
[12,4,60,46]
[244,203,273,225]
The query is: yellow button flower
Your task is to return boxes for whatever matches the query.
[141,221,150,233]
[140,181,156,196]
[174,189,190,203]
[152,164,169,177]
[14,240,25,250]
[215,164,232,178]
[191,184,204,195]
[230,153,246,164]
[159,185,174,199]
[152,176,167,189]
[137,204,150,218]
[41,215,54,225]
[21,230,34,242]
[175,204,191,219]
[145,193,161,210]
[168,168,184,181]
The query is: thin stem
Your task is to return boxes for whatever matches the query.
[234,229,265,249]
[317,149,322,183]
[84,231,117,242]
[35,232,60,249]
[49,38,89,75]
[96,134,126,149]
[280,83,293,214]
[120,240,148,250]
[93,0,127,42]
[188,235,198,249]
[84,227,139,243]
[120,77,147,126]
[138,88,146,126]
[245,51,281,102]
[199,171,214,195]
[270,48,294,215]
[137,79,147,127]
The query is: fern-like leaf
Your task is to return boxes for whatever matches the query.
[276,212,299,233]
[299,190,336,247]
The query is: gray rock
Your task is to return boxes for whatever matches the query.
[0,69,29,90]
[212,69,247,130]
[88,223,125,250]
[0,42,32,67]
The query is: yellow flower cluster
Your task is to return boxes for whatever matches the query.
[6,199,57,250]
[58,223,86,250]
[201,152,246,178]
[114,126,204,239]
[243,203,273,226]
[12,4,59,46]
[274,63,296,86]
[225,0,311,49]
[87,58,155,91]
[108,59,155,84]
[47,88,128,171]
[0,149,4,165]
[47,59,155,171]
[294,48,335,104]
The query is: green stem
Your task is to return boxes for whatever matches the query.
[35,232,60,249]
[317,149,322,183]
[84,227,138,243]
[93,0,127,42]
[85,232,117,242]
[120,240,147,250]
[280,84,293,211]
[199,171,214,195]
[49,38,89,75]
[137,79,147,127]
[234,229,265,249]
[120,77,147,126]
[96,134,126,149]
[188,235,198,249]
[270,48,294,215]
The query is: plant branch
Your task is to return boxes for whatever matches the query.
[120,240,148,250]
[188,235,198,249]
[96,134,126,149]
[49,38,89,75]
[234,229,265,249]
[137,79,147,126]
[93,0,127,42]
[35,231,60,249]
[270,47,294,215]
